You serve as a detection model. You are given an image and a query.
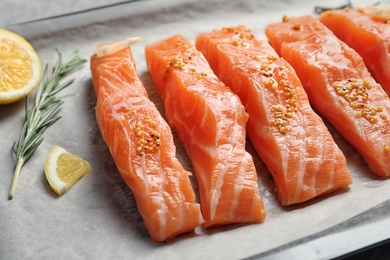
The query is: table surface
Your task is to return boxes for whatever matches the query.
[1,0,124,26]
[2,1,390,259]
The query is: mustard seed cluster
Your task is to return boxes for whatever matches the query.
[162,55,186,79]
[135,116,161,155]
[270,105,291,134]
[269,79,298,134]
[260,58,298,135]
[333,78,387,125]
[163,40,209,81]
[281,15,302,30]
[222,26,298,135]
[221,27,254,47]
[291,23,302,31]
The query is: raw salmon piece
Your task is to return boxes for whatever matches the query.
[266,15,390,177]
[196,25,352,206]
[319,9,390,95]
[90,44,204,242]
[145,34,266,227]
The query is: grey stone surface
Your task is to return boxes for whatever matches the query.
[1,0,122,25]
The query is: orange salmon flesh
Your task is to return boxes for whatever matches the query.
[90,47,204,242]
[145,34,266,227]
[319,9,390,96]
[266,15,390,177]
[196,25,353,206]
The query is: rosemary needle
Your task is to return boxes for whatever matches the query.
[8,49,87,200]
[314,0,352,14]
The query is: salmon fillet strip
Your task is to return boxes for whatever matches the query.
[266,15,390,177]
[196,25,352,206]
[145,34,266,227]
[319,9,390,96]
[90,46,203,242]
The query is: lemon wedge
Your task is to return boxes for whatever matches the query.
[44,146,91,196]
[0,28,41,104]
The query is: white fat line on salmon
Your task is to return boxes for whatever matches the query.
[373,121,390,175]
[171,158,187,232]
[155,148,168,240]
[280,117,289,182]
[229,152,249,220]
[210,145,232,220]
[229,96,247,219]
[186,84,209,138]
[210,95,241,220]
[290,109,308,203]
[312,123,324,194]
[308,119,325,196]
[115,100,152,192]
[110,117,137,192]
[327,143,338,191]
[184,85,212,142]
[101,76,125,97]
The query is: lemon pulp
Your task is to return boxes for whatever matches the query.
[0,28,41,104]
[44,146,91,196]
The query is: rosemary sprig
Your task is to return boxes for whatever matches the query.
[314,0,352,14]
[8,49,87,200]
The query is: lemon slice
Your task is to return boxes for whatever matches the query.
[44,145,91,196]
[0,28,41,104]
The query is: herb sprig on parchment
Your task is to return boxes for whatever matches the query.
[8,50,87,200]
[314,0,382,14]
[314,0,352,14]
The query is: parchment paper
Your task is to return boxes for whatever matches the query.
[1,0,390,259]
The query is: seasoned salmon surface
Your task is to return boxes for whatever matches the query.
[266,15,390,177]
[145,34,266,227]
[319,9,390,95]
[90,46,203,242]
[196,25,352,206]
